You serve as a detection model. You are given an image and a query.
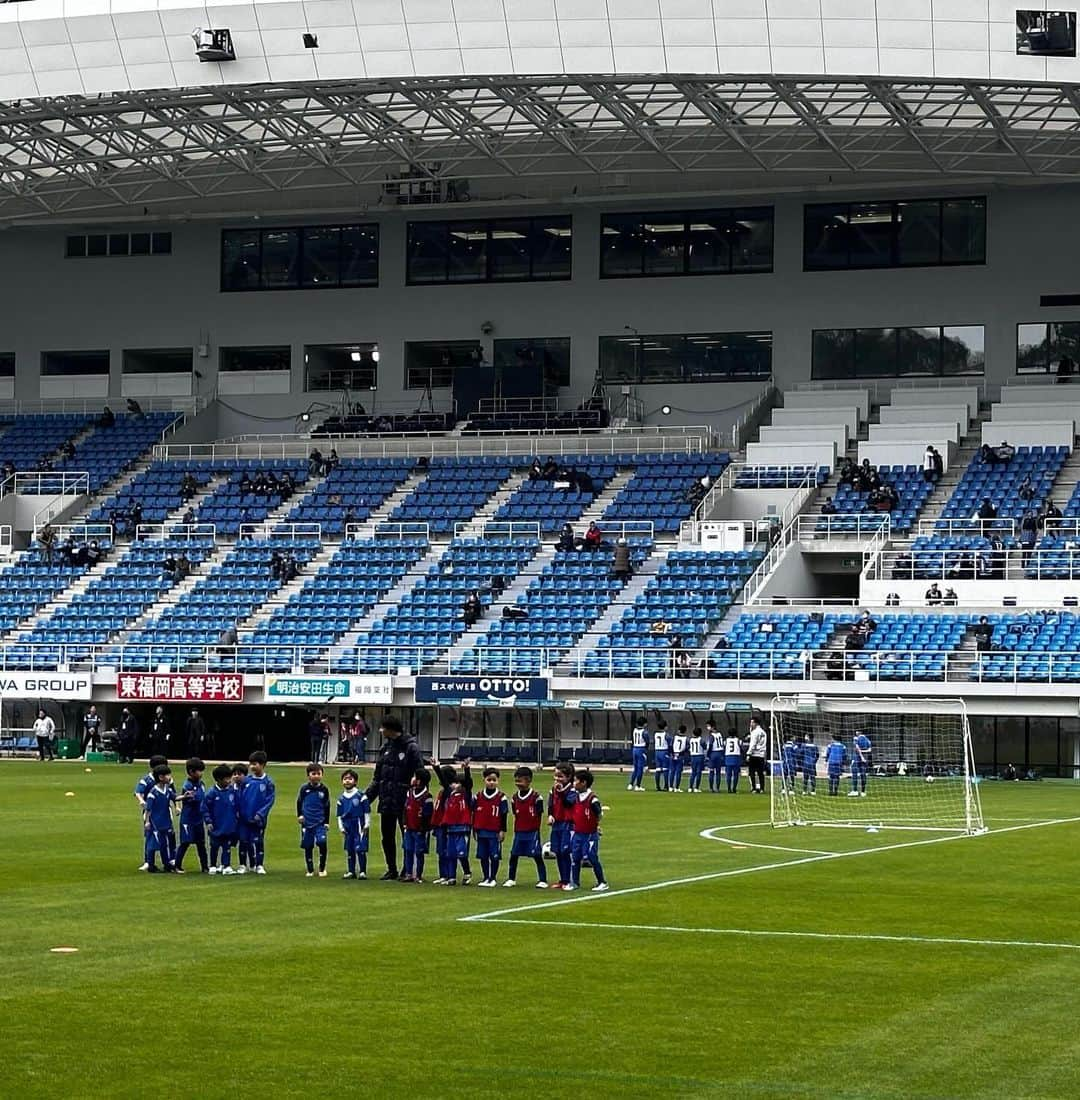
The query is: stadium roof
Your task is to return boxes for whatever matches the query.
[4,72,1080,220]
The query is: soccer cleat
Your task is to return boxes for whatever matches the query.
[379,870,398,881]
[306,871,314,878]
[626,783,634,790]
[255,866,267,874]
[860,791,868,797]
[847,790,861,797]
[138,862,149,871]
[432,877,447,885]
[357,871,367,880]
[562,884,577,891]
[400,874,414,883]
[462,874,472,885]
[480,879,497,888]
[592,882,610,892]
[235,866,248,875]
[445,879,457,886]
[534,881,548,889]
[549,882,564,890]
[503,879,516,888]
[342,872,356,879]
[171,866,184,875]
[208,866,219,875]
[222,867,236,876]
[413,877,423,884]
[318,870,327,878]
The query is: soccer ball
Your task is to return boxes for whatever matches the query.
[925,774,935,784]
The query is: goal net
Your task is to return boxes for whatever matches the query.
[769,696,985,834]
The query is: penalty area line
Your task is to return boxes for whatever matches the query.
[459,815,1080,924]
[472,919,1080,954]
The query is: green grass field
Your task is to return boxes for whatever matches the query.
[3,760,1080,1099]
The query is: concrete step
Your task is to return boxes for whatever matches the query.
[365,469,430,530]
[579,545,672,644]
[3,552,122,642]
[237,542,342,633]
[458,470,531,535]
[574,469,637,531]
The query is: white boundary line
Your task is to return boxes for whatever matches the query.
[470,919,1080,953]
[699,823,835,856]
[459,816,1080,924]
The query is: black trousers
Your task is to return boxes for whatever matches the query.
[37,736,54,761]
[748,755,766,792]
[379,811,402,875]
[80,731,100,754]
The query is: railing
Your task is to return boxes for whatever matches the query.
[917,518,1017,538]
[6,642,1080,686]
[135,523,217,542]
[464,410,605,432]
[345,521,430,542]
[46,522,114,544]
[156,425,712,462]
[797,513,891,541]
[30,472,91,535]
[741,472,817,605]
[0,396,204,416]
[875,547,1080,581]
[238,522,322,541]
[4,470,89,500]
[453,520,542,542]
[732,464,823,489]
[730,378,777,450]
[692,463,736,523]
[477,396,560,413]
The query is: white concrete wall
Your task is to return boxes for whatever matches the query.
[768,406,858,439]
[980,421,1074,448]
[859,439,957,470]
[0,0,1075,98]
[869,421,961,445]
[878,404,971,432]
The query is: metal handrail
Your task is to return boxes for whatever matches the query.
[871,547,1080,581]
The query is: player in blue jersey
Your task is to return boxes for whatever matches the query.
[706,720,724,793]
[688,728,707,793]
[134,754,169,871]
[231,762,252,873]
[296,763,332,877]
[175,757,209,872]
[240,751,275,874]
[203,764,240,874]
[628,717,648,791]
[825,732,847,796]
[143,764,178,873]
[801,734,820,795]
[668,726,688,792]
[723,729,743,793]
[337,769,371,880]
[781,733,800,793]
[652,722,671,791]
[849,731,872,797]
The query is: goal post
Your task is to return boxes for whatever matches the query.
[769,695,985,835]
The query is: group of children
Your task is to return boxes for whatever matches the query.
[778,730,872,797]
[133,753,610,891]
[630,717,769,795]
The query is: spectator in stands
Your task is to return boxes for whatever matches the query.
[163,554,179,582]
[462,590,483,627]
[180,472,198,500]
[374,415,393,433]
[528,457,543,480]
[308,448,323,477]
[327,493,343,509]
[541,457,559,480]
[1042,500,1063,532]
[325,448,340,475]
[282,553,299,583]
[130,502,143,533]
[584,521,603,551]
[986,535,1006,580]
[973,616,994,651]
[36,455,52,472]
[175,553,191,580]
[943,587,959,606]
[270,550,284,580]
[885,592,900,607]
[184,708,207,756]
[576,469,595,496]
[611,538,633,582]
[1058,356,1075,383]
[59,439,76,462]
[821,496,837,515]
[1018,474,1035,502]
[923,445,937,484]
[218,624,238,653]
[925,582,943,606]
[976,497,997,522]
[852,610,877,640]
[182,507,196,525]
[667,633,685,675]
[38,524,55,565]
[487,574,507,599]
[1003,762,1019,780]
[826,650,846,680]
[838,459,856,486]
[994,441,1015,464]
[99,406,115,429]
[556,523,576,552]
[947,552,976,581]
[674,650,693,679]
[126,397,144,417]
[1020,512,1039,566]
[58,536,75,567]
[239,471,252,494]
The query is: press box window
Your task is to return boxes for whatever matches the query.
[1017,11,1077,56]
[66,231,171,258]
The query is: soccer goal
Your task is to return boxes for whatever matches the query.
[770,695,985,834]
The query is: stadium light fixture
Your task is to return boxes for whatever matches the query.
[192,28,236,62]
[350,350,362,362]
[661,404,672,415]
[371,346,381,363]
[300,411,310,422]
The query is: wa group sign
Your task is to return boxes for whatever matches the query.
[0,672,93,700]
[414,676,549,705]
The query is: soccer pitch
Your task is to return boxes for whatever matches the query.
[3,762,1080,1100]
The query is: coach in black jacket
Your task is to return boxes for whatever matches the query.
[365,715,424,879]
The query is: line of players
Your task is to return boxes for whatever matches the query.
[134,753,610,890]
[628,716,872,798]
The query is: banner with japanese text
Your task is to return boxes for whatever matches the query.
[116,672,245,704]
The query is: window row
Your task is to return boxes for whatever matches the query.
[811,326,986,380]
[406,217,572,284]
[1017,321,1080,375]
[599,331,772,385]
[221,225,379,291]
[803,197,986,271]
[600,208,773,278]
[66,232,172,258]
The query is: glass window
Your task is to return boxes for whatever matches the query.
[221,230,261,291]
[804,204,849,269]
[896,200,941,265]
[812,329,855,379]
[151,232,172,255]
[731,208,773,273]
[404,340,479,389]
[852,328,897,377]
[220,346,291,372]
[0,353,14,378]
[641,216,685,275]
[108,233,129,257]
[1017,322,1051,373]
[600,331,771,383]
[600,215,642,276]
[531,217,572,279]
[686,215,730,274]
[847,202,894,267]
[260,228,299,289]
[941,326,985,374]
[65,236,86,258]
[447,222,487,282]
[941,198,986,264]
[86,235,107,257]
[130,232,151,256]
[406,222,448,283]
[304,343,377,391]
[641,334,685,382]
[42,350,109,376]
[1017,10,1077,57]
[301,226,340,288]
[340,224,378,286]
[123,348,192,374]
[494,338,571,388]
[598,336,640,383]
[898,327,941,375]
[488,220,531,281]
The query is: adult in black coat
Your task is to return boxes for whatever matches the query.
[365,715,424,879]
[184,708,207,756]
[117,708,139,764]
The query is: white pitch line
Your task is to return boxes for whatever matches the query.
[459,815,1080,924]
[472,918,1080,954]
[700,827,834,857]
